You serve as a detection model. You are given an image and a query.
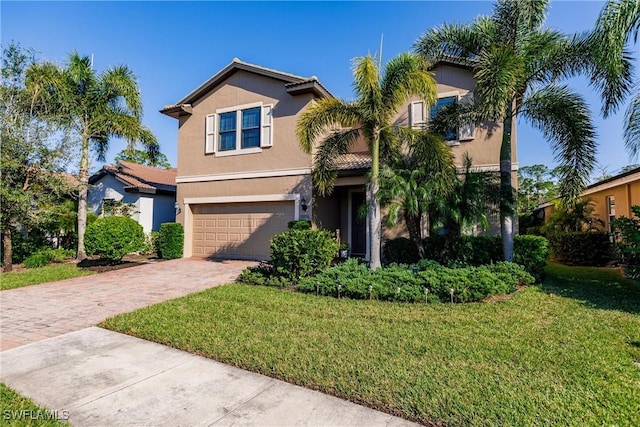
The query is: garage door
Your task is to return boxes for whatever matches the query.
[191,201,295,260]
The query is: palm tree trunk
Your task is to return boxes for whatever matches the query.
[369,132,382,270]
[404,211,424,259]
[500,106,515,262]
[76,135,90,260]
[3,226,13,272]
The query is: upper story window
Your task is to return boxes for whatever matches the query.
[409,91,475,144]
[205,102,273,156]
[430,96,457,141]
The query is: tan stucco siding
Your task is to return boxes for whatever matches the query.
[177,70,314,178]
[587,180,640,230]
[176,174,312,223]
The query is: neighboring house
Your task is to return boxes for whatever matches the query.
[88,161,177,233]
[540,167,640,232]
[161,58,515,261]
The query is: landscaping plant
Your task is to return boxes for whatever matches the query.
[157,223,183,259]
[612,205,640,277]
[270,228,338,282]
[84,216,145,262]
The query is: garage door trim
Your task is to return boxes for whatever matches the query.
[182,193,301,258]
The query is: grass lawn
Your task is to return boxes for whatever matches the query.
[0,383,68,426]
[0,264,94,291]
[101,262,640,426]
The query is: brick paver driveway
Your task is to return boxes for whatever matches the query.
[0,258,254,351]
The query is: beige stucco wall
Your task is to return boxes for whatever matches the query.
[177,70,314,178]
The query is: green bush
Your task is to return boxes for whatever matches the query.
[547,232,613,266]
[385,235,548,281]
[297,259,533,303]
[270,229,339,281]
[239,263,290,288]
[513,235,548,281]
[22,248,75,269]
[85,216,145,262]
[612,206,640,277]
[7,229,50,264]
[157,223,184,259]
[287,220,312,230]
[23,252,51,268]
[383,237,420,264]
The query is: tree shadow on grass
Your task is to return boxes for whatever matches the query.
[540,264,640,315]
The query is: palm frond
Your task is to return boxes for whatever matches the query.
[101,65,143,118]
[352,55,383,120]
[493,0,549,44]
[589,0,639,116]
[296,98,361,154]
[521,85,596,202]
[312,128,360,196]
[474,45,524,119]
[414,21,487,65]
[623,85,640,157]
[381,53,437,113]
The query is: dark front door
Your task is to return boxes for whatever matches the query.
[351,191,366,255]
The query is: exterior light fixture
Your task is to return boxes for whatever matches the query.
[300,197,308,211]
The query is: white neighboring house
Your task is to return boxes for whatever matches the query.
[88,161,177,233]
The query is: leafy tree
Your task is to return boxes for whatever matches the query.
[619,164,640,174]
[586,0,639,155]
[114,148,172,169]
[378,132,456,258]
[296,53,437,269]
[26,52,158,260]
[517,164,559,213]
[0,43,73,271]
[415,0,597,261]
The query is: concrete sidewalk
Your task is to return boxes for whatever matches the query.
[0,327,418,426]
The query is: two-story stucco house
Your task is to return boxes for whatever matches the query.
[161,58,517,261]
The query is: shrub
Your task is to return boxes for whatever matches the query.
[157,223,184,259]
[513,235,548,281]
[385,235,548,281]
[239,263,293,288]
[22,248,75,269]
[612,207,640,277]
[85,216,145,262]
[547,232,613,266]
[383,237,420,264]
[8,229,50,264]
[141,231,160,256]
[270,229,339,281]
[287,220,312,230]
[298,259,533,303]
[23,252,51,269]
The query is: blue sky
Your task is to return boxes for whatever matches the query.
[2,1,636,180]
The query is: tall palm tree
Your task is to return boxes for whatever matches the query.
[588,0,639,156]
[26,52,158,259]
[378,132,456,258]
[296,53,437,269]
[415,0,597,261]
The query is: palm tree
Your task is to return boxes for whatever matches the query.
[26,52,158,259]
[296,53,437,269]
[415,0,597,261]
[378,132,456,258]
[587,0,639,155]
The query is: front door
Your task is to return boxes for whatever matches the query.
[350,191,366,256]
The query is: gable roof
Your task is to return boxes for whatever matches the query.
[89,161,177,195]
[160,58,333,118]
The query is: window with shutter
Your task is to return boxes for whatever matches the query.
[205,102,273,156]
[409,101,426,128]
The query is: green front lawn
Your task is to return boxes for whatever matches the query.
[0,383,69,426]
[0,264,94,291]
[100,263,640,426]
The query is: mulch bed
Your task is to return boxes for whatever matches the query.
[77,254,164,273]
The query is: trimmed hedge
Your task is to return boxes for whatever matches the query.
[270,229,339,282]
[85,216,145,262]
[547,232,613,266]
[383,235,548,281]
[287,220,312,230]
[296,258,534,303]
[157,223,184,260]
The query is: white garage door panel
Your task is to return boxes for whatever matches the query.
[191,201,294,260]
